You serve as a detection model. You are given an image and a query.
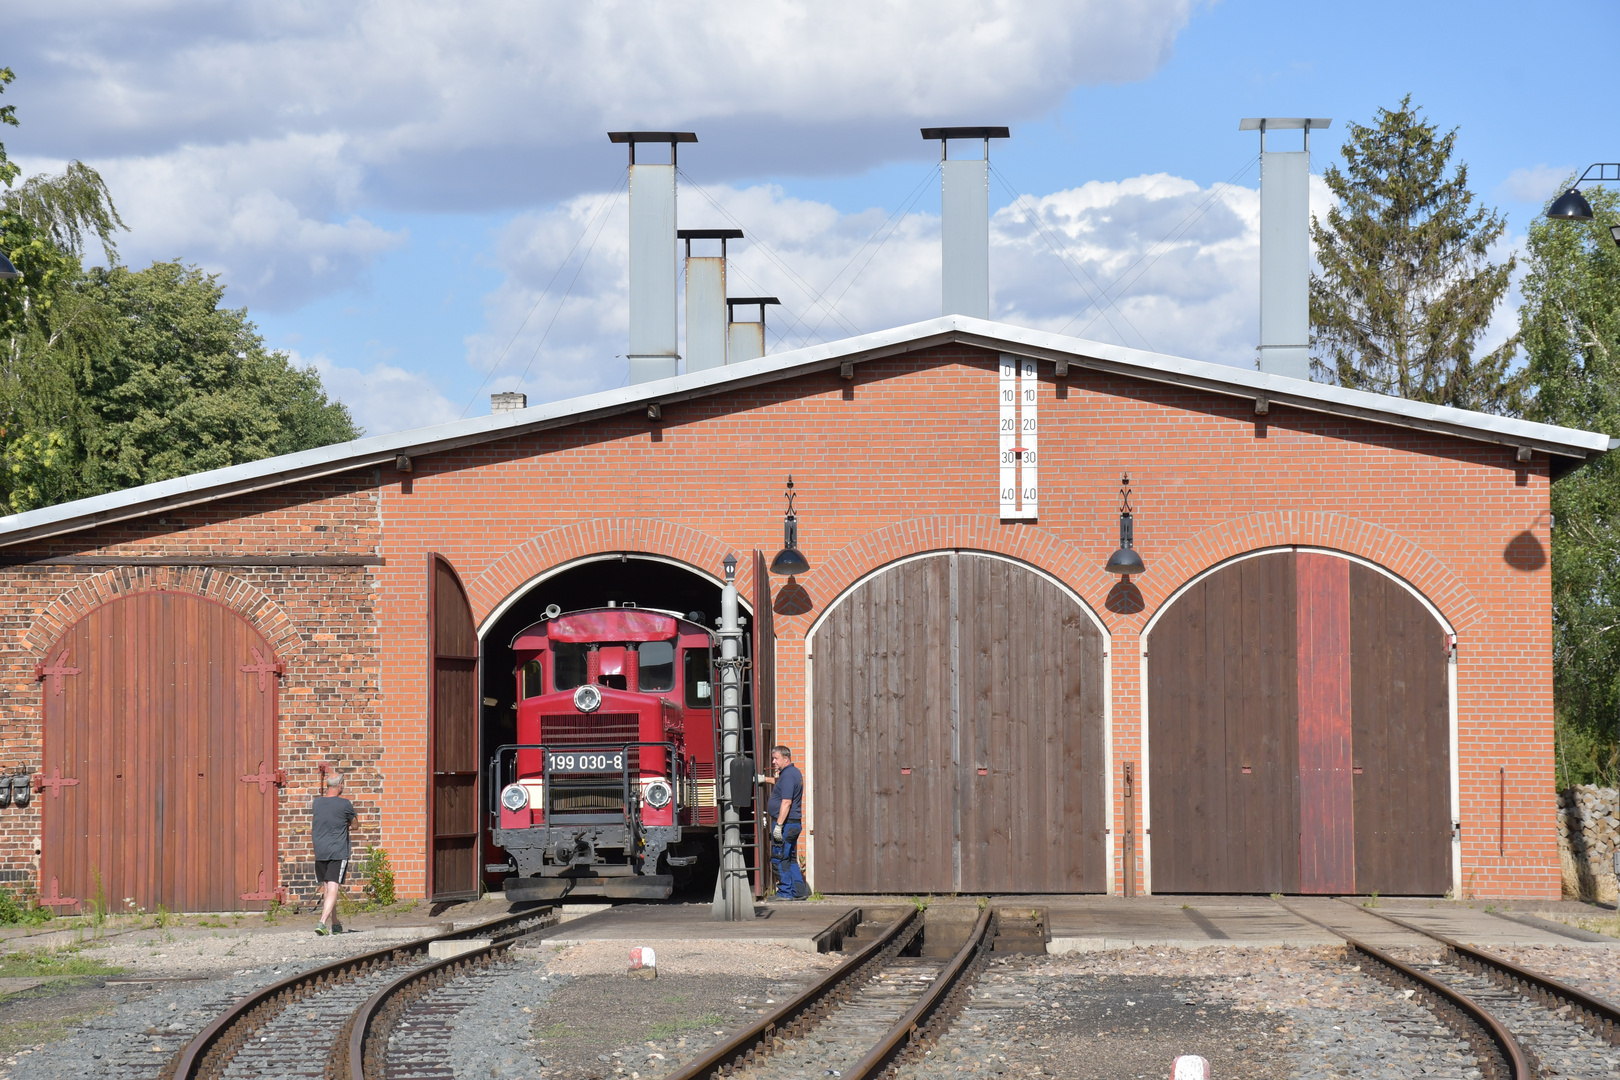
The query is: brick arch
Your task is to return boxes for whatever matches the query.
[28,565,301,658]
[467,518,744,624]
[808,516,1121,630]
[1138,510,1484,634]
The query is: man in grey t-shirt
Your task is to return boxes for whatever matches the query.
[312,772,357,936]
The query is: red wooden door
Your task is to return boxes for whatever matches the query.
[751,550,776,897]
[428,555,480,901]
[38,592,279,913]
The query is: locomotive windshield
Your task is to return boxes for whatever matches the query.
[552,640,678,692]
[639,641,675,690]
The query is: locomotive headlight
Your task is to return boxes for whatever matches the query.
[501,783,529,812]
[644,779,673,810]
[573,684,602,713]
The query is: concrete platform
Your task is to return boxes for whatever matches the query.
[1025,896,1620,953]
[534,901,861,953]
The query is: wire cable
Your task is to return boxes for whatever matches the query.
[459,169,628,417]
[988,166,1148,349]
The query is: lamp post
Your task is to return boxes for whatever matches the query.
[1547,163,1620,249]
[711,552,753,921]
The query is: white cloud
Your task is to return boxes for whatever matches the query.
[7,2,1198,306]
[300,352,461,436]
[465,169,1276,407]
[1501,165,1574,205]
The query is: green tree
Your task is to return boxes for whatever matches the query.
[1310,96,1520,412]
[1520,184,1620,785]
[0,66,18,189]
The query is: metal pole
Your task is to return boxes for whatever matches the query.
[712,556,753,921]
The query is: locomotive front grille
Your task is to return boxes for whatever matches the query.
[549,781,627,813]
[539,712,642,747]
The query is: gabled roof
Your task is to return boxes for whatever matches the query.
[0,315,1610,548]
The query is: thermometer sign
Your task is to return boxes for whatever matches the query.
[998,355,1037,520]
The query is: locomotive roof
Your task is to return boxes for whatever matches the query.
[0,314,1612,547]
[512,608,696,649]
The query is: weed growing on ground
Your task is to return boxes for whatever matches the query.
[0,887,53,926]
[264,897,284,925]
[647,1014,727,1040]
[0,947,125,979]
[363,848,396,906]
[1362,890,1380,908]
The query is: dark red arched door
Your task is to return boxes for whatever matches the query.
[428,555,480,901]
[1147,551,1451,895]
[38,592,280,913]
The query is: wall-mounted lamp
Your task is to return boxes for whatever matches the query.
[768,476,810,576]
[0,250,20,281]
[1104,473,1145,576]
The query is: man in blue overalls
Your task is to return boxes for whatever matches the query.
[768,745,809,900]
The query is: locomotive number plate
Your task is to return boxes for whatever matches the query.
[545,751,625,773]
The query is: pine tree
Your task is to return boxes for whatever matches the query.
[1310,96,1519,412]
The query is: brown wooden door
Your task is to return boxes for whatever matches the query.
[751,550,776,897]
[810,552,1106,893]
[38,592,279,913]
[1349,562,1452,895]
[1148,551,1451,895]
[957,554,1106,892]
[429,555,480,901]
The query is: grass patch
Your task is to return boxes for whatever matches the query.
[535,1022,580,1040]
[1537,912,1620,939]
[0,949,126,979]
[647,1013,727,1040]
[0,1005,117,1056]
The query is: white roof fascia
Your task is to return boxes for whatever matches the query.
[0,315,1606,548]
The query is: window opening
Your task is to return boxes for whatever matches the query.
[684,647,713,708]
[639,641,675,691]
[520,659,543,699]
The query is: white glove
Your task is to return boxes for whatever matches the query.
[772,823,784,842]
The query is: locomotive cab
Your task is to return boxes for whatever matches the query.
[491,606,718,900]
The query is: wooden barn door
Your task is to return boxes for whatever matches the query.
[810,553,1105,894]
[428,555,480,901]
[751,550,776,897]
[1147,550,1451,895]
[38,592,279,913]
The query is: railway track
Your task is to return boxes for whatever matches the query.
[1277,897,1620,1080]
[163,905,557,1080]
[662,905,994,1080]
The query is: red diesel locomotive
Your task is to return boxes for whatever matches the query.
[491,604,727,901]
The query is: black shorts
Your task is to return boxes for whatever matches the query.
[315,859,348,885]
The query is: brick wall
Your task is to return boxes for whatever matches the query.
[0,344,1564,901]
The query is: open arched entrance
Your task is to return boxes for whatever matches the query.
[465,552,770,899]
[807,551,1110,894]
[1143,548,1457,896]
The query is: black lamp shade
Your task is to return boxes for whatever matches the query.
[1105,545,1145,576]
[1610,224,1620,249]
[769,546,810,576]
[1548,188,1595,222]
[0,249,20,281]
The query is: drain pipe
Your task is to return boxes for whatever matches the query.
[712,554,753,921]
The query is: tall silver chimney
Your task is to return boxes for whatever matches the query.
[679,228,743,372]
[726,298,779,364]
[609,131,696,384]
[923,126,1009,319]
[1241,117,1331,381]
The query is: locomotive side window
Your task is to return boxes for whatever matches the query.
[684,647,713,708]
[638,641,675,691]
[554,643,588,690]
[520,659,543,699]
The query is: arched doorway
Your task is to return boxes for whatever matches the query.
[472,552,772,898]
[1144,548,1454,895]
[808,551,1109,894]
[38,591,280,913]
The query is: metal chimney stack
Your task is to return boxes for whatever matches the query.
[609,131,696,384]
[726,297,779,364]
[679,229,743,372]
[923,126,1009,319]
[1241,118,1331,380]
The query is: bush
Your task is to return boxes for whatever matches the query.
[0,887,53,926]
[363,847,396,908]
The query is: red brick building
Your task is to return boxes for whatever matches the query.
[0,316,1607,908]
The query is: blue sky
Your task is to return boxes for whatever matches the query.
[7,1,1616,435]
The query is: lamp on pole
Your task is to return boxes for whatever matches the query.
[711,552,753,921]
[1547,163,1620,249]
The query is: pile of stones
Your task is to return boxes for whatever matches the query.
[1557,785,1619,901]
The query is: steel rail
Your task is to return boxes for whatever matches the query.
[844,904,994,1080]
[662,907,921,1080]
[1274,899,1530,1080]
[165,905,554,1080]
[1343,899,1620,1045]
[341,936,517,1080]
